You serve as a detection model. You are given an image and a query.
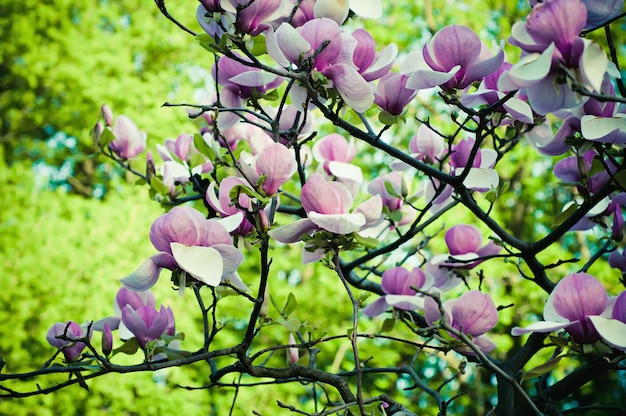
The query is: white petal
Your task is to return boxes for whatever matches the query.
[328,161,363,183]
[170,243,223,287]
[212,212,245,233]
[453,167,499,191]
[349,0,382,18]
[580,40,608,92]
[511,321,572,336]
[228,71,280,87]
[498,44,554,89]
[588,316,626,350]
[308,212,366,234]
[581,115,626,143]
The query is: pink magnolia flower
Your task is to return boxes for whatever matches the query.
[392,124,445,171]
[239,142,298,196]
[351,29,397,82]
[267,18,374,112]
[206,176,255,235]
[367,172,417,225]
[121,206,244,291]
[424,290,499,354]
[121,304,172,349]
[461,62,534,124]
[46,321,92,362]
[268,173,382,243]
[499,0,607,115]
[108,115,147,160]
[530,0,624,28]
[512,273,608,344]
[220,0,284,35]
[362,267,435,317]
[405,25,504,91]
[157,134,213,184]
[431,224,501,269]
[312,133,362,183]
[374,72,417,116]
[449,137,499,191]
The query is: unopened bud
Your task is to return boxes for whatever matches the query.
[287,333,299,365]
[102,322,113,356]
[101,104,114,127]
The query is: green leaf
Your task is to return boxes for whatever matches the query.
[195,33,221,53]
[378,111,399,126]
[112,337,140,356]
[98,128,116,148]
[521,355,564,382]
[383,180,401,198]
[248,35,267,56]
[152,346,193,361]
[613,170,626,189]
[282,292,298,317]
[388,209,403,223]
[277,317,301,332]
[193,133,216,160]
[150,176,170,195]
[551,203,578,228]
[352,233,379,249]
[381,318,395,333]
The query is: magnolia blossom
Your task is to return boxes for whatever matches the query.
[157,134,213,184]
[46,321,92,362]
[374,72,417,116]
[312,133,362,184]
[449,137,499,191]
[108,114,147,160]
[121,304,173,349]
[512,273,609,344]
[499,0,608,115]
[362,267,434,317]
[239,142,298,196]
[93,287,157,340]
[424,290,499,354]
[431,224,501,269]
[268,173,382,243]
[267,18,374,112]
[351,29,397,82]
[121,206,244,291]
[219,0,284,35]
[206,176,255,235]
[461,62,534,124]
[530,0,625,28]
[367,172,416,225]
[404,25,504,91]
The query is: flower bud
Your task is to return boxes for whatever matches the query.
[101,104,114,126]
[109,115,147,160]
[102,322,113,356]
[287,333,299,365]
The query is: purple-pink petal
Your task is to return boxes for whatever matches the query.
[552,273,608,323]
[451,290,498,336]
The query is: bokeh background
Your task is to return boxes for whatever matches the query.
[2,0,625,414]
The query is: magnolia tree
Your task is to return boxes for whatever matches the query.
[3,0,626,414]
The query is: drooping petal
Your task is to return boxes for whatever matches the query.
[308,212,366,234]
[268,218,318,243]
[361,297,391,317]
[120,252,175,292]
[322,63,374,113]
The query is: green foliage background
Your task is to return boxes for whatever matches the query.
[2,0,625,414]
